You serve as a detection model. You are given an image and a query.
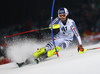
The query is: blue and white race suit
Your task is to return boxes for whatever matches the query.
[45,17,82,52]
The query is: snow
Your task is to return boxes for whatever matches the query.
[0,41,100,74]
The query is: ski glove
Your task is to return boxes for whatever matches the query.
[49,24,60,29]
[78,45,84,54]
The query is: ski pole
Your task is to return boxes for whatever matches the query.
[51,0,59,57]
[86,47,100,50]
[4,24,60,38]
[4,27,49,38]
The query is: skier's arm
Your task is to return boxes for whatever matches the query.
[70,21,84,54]
[70,21,82,45]
[49,17,60,28]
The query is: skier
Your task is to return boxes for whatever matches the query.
[33,7,85,63]
[17,7,85,67]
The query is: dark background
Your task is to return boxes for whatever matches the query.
[0,0,100,40]
[1,0,99,29]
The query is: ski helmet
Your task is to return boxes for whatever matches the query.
[58,8,69,18]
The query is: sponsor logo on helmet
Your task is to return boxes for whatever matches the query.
[59,10,64,13]
[59,8,65,14]
[59,11,65,14]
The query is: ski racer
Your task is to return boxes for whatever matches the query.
[33,7,85,63]
[17,7,85,67]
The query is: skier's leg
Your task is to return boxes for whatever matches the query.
[45,38,64,52]
[33,38,63,63]
[45,39,72,58]
[39,38,64,58]
[34,46,61,64]
[33,45,61,61]
[33,38,63,58]
[33,33,62,58]
[33,39,72,59]
[58,40,72,49]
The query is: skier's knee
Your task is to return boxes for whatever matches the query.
[47,46,61,58]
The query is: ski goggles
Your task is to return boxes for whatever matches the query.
[58,14,66,18]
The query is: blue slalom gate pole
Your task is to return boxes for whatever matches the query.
[51,0,59,57]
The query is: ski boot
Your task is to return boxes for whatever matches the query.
[33,47,45,58]
[47,46,61,57]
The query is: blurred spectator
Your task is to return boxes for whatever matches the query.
[0,40,11,65]
[0,40,7,58]
[0,58,11,65]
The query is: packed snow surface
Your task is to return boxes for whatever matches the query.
[0,39,100,74]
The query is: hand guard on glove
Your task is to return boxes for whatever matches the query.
[78,45,84,54]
